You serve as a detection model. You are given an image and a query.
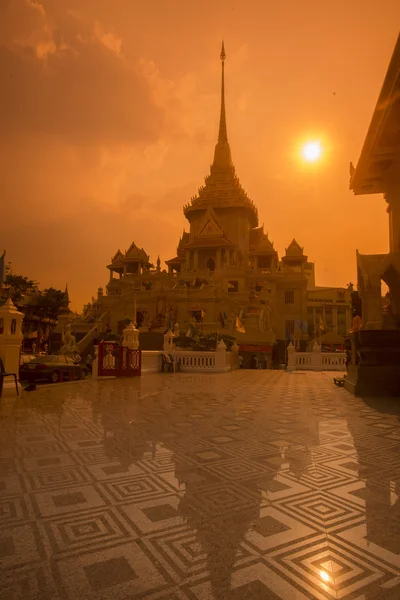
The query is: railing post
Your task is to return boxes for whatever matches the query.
[215,339,227,370]
[311,340,322,370]
[287,342,296,372]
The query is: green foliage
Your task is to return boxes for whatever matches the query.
[103,332,122,342]
[5,273,38,302]
[35,288,66,318]
[174,330,236,351]
[2,263,64,319]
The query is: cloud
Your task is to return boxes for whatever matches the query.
[0,0,164,145]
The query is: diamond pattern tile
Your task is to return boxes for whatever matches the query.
[1,371,400,599]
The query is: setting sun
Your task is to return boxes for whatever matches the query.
[302,141,322,162]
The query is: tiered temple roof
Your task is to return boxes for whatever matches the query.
[283,239,308,264]
[249,226,276,255]
[183,43,258,227]
[107,242,150,270]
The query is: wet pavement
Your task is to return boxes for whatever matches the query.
[1,370,400,599]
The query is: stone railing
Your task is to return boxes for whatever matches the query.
[174,351,216,371]
[287,341,345,372]
[287,348,346,372]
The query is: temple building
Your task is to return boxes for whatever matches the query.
[350,33,400,329]
[92,44,351,360]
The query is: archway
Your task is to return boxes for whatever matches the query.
[206,257,215,272]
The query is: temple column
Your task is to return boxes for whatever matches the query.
[109,270,113,283]
[194,250,198,271]
[123,265,127,276]
[313,307,316,333]
[386,187,400,254]
[216,249,222,271]
[333,306,338,334]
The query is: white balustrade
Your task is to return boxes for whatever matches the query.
[176,352,216,371]
[287,351,346,372]
[91,345,239,377]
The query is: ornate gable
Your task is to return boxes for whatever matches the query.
[198,208,224,238]
[111,250,124,265]
[249,226,264,249]
[285,239,304,256]
[257,234,274,252]
[125,241,148,262]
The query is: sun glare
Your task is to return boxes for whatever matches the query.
[302,141,322,162]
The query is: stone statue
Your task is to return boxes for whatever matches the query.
[60,324,79,358]
[174,322,180,336]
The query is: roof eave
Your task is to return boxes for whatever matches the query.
[351,34,400,195]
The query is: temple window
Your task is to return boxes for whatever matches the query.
[11,319,17,334]
[258,257,271,269]
[285,291,295,304]
[228,280,238,293]
[285,319,295,335]
[206,257,215,272]
[191,310,203,323]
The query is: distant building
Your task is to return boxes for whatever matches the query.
[91,44,350,361]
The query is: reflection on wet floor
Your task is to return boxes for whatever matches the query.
[1,370,400,599]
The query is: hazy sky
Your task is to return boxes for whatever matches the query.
[1,0,399,310]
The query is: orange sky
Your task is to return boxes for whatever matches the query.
[1,0,399,310]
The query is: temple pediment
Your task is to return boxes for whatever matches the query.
[198,208,224,238]
[111,250,124,265]
[357,250,398,285]
[125,241,148,262]
[285,239,304,256]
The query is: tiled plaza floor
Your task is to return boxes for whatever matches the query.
[1,370,400,599]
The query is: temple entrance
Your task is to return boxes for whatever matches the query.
[206,257,215,272]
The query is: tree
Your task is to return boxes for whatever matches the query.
[1,263,64,318]
[35,288,66,318]
[4,272,38,303]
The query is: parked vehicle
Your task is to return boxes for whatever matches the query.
[19,354,36,380]
[20,355,86,383]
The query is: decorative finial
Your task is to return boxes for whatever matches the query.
[213,40,231,166]
[220,40,226,61]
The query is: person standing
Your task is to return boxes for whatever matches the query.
[86,353,93,374]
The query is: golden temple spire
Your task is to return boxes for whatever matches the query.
[213,41,232,167]
[218,41,227,142]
